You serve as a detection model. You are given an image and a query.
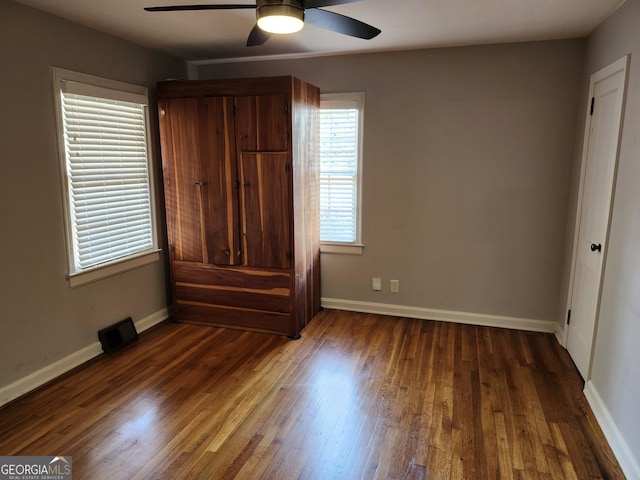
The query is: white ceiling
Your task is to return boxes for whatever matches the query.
[14,0,625,62]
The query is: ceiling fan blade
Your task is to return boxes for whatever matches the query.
[304,8,380,39]
[247,24,271,46]
[144,4,255,12]
[301,0,361,8]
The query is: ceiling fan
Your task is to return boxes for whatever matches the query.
[144,0,381,46]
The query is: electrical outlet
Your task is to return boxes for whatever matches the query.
[390,279,400,293]
[372,277,382,291]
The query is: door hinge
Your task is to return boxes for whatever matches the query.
[590,97,595,116]
[284,163,291,173]
[286,251,292,261]
[284,103,289,114]
[566,309,571,325]
[160,108,166,118]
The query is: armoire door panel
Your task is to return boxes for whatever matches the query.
[235,95,289,152]
[199,96,240,266]
[159,98,204,262]
[239,153,292,269]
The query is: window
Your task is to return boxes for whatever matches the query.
[53,68,160,287]
[319,93,364,255]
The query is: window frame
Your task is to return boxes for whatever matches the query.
[52,67,160,287]
[319,92,365,255]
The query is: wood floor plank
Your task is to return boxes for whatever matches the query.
[0,310,626,479]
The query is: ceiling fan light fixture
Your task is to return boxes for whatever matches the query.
[257,2,304,34]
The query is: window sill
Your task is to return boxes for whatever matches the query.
[67,250,162,287]
[320,243,364,255]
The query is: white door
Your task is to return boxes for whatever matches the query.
[566,56,628,380]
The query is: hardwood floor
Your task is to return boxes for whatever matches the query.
[0,310,624,479]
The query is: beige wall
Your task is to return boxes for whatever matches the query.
[563,0,640,475]
[199,40,584,324]
[0,0,184,391]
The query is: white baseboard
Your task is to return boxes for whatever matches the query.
[584,380,640,480]
[0,308,169,408]
[0,342,103,408]
[135,307,170,333]
[554,323,565,346]
[321,298,556,333]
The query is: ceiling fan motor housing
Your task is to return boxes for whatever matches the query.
[257,0,305,23]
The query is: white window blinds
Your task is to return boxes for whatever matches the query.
[320,94,363,244]
[60,83,155,272]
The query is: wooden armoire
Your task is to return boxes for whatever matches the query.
[157,76,320,337]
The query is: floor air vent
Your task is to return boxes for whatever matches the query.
[98,317,138,353]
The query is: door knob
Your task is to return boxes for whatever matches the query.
[591,243,602,253]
